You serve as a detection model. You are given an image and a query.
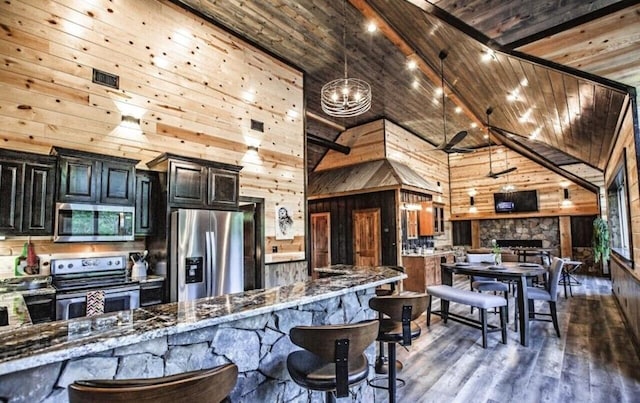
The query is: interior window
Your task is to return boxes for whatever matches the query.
[607,159,631,260]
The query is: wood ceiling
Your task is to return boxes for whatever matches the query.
[175,0,638,178]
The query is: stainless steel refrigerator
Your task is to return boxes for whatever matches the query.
[170,209,244,302]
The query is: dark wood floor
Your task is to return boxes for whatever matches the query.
[372,274,640,403]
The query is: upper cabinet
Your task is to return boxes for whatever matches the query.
[0,150,56,235]
[135,170,159,236]
[147,153,242,210]
[52,148,138,206]
[419,201,445,236]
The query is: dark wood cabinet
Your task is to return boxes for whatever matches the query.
[140,279,165,307]
[207,167,238,208]
[0,150,56,235]
[168,160,207,206]
[135,170,159,236]
[147,153,241,210]
[53,148,137,206]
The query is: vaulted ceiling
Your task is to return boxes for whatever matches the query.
[176,0,639,182]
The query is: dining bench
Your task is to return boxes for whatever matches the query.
[426,285,507,348]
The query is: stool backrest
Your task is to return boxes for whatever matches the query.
[289,320,379,363]
[368,294,428,322]
[68,363,238,403]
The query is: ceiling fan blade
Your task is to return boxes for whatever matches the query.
[487,166,518,178]
[437,130,468,151]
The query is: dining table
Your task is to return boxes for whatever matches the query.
[440,261,546,347]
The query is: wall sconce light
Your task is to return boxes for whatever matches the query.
[470,196,475,206]
[121,115,140,128]
[563,188,569,200]
[247,145,259,152]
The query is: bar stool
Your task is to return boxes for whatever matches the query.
[68,363,238,403]
[369,294,428,403]
[373,265,405,375]
[286,320,379,403]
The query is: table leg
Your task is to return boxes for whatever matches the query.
[517,275,530,347]
[563,269,569,299]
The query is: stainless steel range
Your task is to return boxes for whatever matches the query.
[51,256,140,321]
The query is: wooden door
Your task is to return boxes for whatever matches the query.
[311,213,331,270]
[353,208,381,266]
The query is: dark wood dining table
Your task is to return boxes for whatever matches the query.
[440,261,546,347]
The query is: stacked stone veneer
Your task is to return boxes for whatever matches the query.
[0,289,376,403]
[479,217,560,252]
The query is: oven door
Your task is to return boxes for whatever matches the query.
[56,286,140,321]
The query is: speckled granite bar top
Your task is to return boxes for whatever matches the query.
[0,266,404,376]
[0,292,32,332]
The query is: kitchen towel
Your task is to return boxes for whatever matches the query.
[86,290,105,317]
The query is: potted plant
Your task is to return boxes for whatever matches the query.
[592,217,610,263]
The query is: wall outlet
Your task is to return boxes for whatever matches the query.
[272,246,278,253]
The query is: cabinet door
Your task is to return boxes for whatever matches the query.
[207,168,238,208]
[168,160,206,207]
[418,202,434,236]
[406,210,418,239]
[22,161,56,234]
[135,171,156,235]
[57,156,99,203]
[140,281,165,306]
[100,161,135,205]
[0,160,23,233]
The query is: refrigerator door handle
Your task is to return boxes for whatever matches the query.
[205,231,213,298]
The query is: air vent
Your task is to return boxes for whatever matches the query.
[92,68,119,89]
[250,119,264,132]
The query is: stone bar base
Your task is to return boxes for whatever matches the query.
[0,288,377,402]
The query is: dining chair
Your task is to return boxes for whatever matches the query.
[465,253,509,319]
[514,257,565,337]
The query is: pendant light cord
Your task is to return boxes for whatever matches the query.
[441,56,447,143]
[342,0,348,80]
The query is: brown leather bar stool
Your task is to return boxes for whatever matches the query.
[287,320,379,403]
[369,294,428,403]
[373,265,405,375]
[68,363,238,403]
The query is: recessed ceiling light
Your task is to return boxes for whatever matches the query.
[412,79,419,89]
[367,22,377,33]
[454,106,462,114]
[407,59,417,70]
[470,122,477,128]
[435,87,443,96]
[520,78,529,87]
[481,49,496,62]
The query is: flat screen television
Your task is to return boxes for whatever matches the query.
[493,190,538,213]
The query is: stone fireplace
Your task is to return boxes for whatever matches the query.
[479,217,560,253]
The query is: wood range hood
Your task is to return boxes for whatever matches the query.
[307,158,441,200]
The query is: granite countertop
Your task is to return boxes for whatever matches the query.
[0,266,404,376]
[402,250,454,257]
[0,292,32,332]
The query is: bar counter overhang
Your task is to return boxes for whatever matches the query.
[0,266,404,402]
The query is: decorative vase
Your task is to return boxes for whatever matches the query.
[494,253,502,265]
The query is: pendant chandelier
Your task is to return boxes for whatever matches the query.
[320,0,372,118]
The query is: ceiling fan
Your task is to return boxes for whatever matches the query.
[485,107,517,178]
[432,50,472,154]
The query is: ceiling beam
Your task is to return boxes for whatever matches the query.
[307,133,351,154]
[349,0,485,131]
[490,127,600,194]
[306,111,346,132]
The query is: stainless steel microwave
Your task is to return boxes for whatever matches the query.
[54,203,135,242]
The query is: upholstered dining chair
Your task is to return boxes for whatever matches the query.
[515,257,565,337]
[466,253,510,319]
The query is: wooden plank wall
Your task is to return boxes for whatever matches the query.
[0,0,305,263]
[384,120,451,247]
[313,120,386,171]
[605,107,640,276]
[449,145,600,220]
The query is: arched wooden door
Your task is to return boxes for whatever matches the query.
[353,208,381,266]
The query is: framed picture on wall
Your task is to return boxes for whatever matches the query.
[275,205,294,240]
